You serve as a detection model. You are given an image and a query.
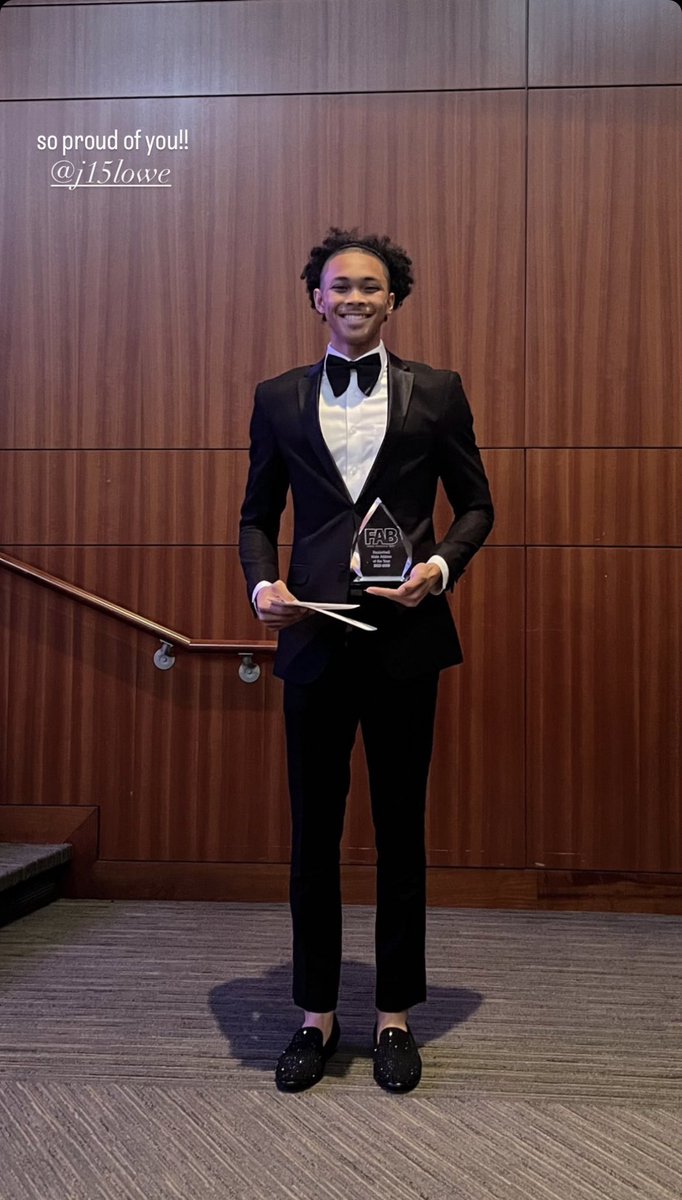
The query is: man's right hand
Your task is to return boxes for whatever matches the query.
[254,580,309,630]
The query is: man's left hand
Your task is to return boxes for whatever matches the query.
[365,562,443,607]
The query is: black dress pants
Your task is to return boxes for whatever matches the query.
[283,632,440,1013]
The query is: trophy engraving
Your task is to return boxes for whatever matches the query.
[350,498,413,586]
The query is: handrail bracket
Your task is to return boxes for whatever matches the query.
[238,652,261,684]
[154,641,176,671]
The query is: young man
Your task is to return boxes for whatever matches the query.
[239,227,494,1092]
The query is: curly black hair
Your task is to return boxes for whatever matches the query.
[301,227,414,317]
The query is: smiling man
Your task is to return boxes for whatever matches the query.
[239,227,494,1093]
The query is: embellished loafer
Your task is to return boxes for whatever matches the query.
[275,1015,341,1092]
[372,1023,422,1092]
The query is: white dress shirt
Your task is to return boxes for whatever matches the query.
[252,338,449,603]
[320,340,390,502]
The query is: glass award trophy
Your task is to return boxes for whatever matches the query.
[350,498,413,588]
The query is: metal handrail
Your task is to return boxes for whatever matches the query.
[0,550,275,680]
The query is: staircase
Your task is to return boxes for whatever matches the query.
[0,843,73,928]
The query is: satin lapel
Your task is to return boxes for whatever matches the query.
[297,360,353,502]
[356,355,414,508]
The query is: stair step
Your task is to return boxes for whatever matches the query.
[0,842,73,893]
[0,843,73,926]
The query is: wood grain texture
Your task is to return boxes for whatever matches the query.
[341,550,524,868]
[427,548,525,867]
[0,0,526,99]
[119,637,290,863]
[535,869,682,912]
[527,549,682,872]
[527,451,682,546]
[527,87,682,447]
[1,91,525,449]
[79,861,682,913]
[0,563,140,821]
[0,546,277,643]
[530,0,682,86]
[435,450,522,547]
[0,547,285,861]
[0,453,252,547]
[0,448,516,546]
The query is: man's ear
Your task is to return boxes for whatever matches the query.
[313,287,324,315]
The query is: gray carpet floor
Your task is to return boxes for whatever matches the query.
[0,901,680,1199]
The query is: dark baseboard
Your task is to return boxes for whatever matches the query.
[78,860,682,914]
[2,806,681,914]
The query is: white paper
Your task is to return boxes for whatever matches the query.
[276,599,375,632]
[277,600,359,611]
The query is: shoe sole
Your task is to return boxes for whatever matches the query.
[373,1071,422,1093]
[275,1073,324,1093]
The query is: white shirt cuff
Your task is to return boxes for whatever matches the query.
[427,555,449,593]
[252,580,273,607]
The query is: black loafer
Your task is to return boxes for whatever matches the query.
[372,1023,422,1092]
[275,1015,341,1092]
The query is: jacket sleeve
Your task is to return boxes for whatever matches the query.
[238,384,290,600]
[434,373,495,588]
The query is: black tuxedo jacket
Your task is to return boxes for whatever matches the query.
[239,351,494,684]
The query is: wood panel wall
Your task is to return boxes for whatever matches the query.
[1,0,681,909]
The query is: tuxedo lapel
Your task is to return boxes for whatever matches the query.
[356,354,414,508]
[297,359,353,501]
[296,351,415,509]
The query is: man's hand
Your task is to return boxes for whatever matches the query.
[254,580,309,630]
[365,562,443,607]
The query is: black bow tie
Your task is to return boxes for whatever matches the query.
[326,352,382,397]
